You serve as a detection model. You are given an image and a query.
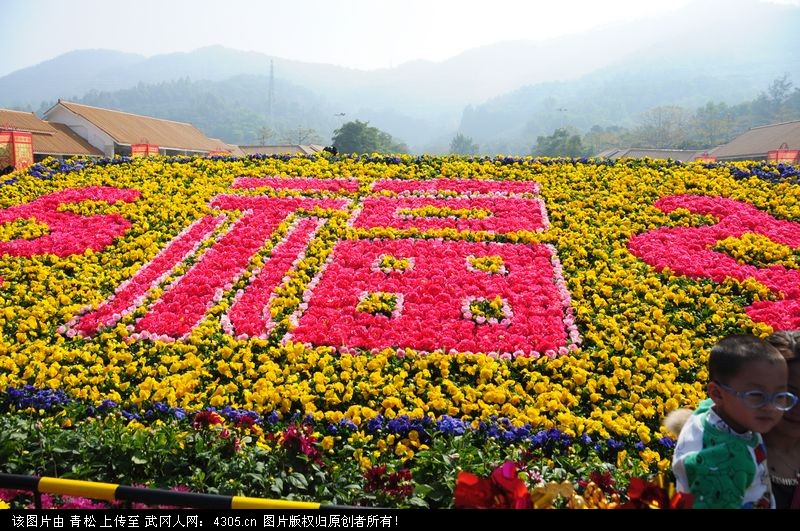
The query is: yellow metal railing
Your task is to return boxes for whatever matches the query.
[0,473,348,510]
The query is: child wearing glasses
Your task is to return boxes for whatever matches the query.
[671,334,798,509]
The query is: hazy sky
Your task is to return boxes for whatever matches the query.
[1,0,798,77]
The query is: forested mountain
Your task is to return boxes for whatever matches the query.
[462,72,800,155]
[48,76,339,146]
[527,78,800,158]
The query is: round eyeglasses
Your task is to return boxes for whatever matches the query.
[715,381,799,411]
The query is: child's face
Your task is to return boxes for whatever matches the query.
[710,359,789,434]
[768,361,800,439]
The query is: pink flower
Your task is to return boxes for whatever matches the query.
[630,194,800,330]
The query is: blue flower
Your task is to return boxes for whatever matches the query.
[339,418,357,431]
[98,399,118,412]
[657,436,676,450]
[386,416,411,435]
[437,416,467,436]
[120,410,142,421]
[5,385,72,411]
[606,439,625,452]
[366,415,385,432]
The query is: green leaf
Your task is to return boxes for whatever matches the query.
[287,473,308,489]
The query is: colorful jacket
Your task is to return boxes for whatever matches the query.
[672,400,773,509]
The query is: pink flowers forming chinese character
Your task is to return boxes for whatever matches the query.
[234,176,359,193]
[0,187,140,257]
[223,217,324,338]
[54,175,581,359]
[134,196,346,339]
[629,194,800,330]
[291,238,577,357]
[372,178,539,196]
[354,197,548,233]
[70,214,226,336]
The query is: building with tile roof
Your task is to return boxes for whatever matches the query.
[596,120,800,163]
[0,108,103,160]
[707,120,800,162]
[42,100,242,157]
[238,144,326,156]
[594,147,707,162]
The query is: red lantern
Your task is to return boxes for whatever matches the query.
[767,143,799,164]
[0,129,34,170]
[131,143,159,157]
[695,153,716,163]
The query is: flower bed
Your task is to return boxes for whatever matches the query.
[0,154,798,508]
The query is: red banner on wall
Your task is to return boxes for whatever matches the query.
[0,130,34,170]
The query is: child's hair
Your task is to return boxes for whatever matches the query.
[765,330,800,363]
[708,334,784,383]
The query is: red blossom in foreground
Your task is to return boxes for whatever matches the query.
[28,494,109,510]
[233,415,257,430]
[454,461,533,509]
[617,477,693,509]
[281,422,322,464]
[192,410,225,429]
[363,466,414,500]
[0,489,21,503]
[578,470,616,494]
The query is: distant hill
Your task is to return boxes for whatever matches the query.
[1,0,797,152]
[459,0,800,153]
[0,49,146,108]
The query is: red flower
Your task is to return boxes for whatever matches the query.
[234,415,256,430]
[618,477,693,509]
[364,466,414,499]
[192,410,224,429]
[454,461,533,509]
[578,470,616,494]
[281,422,322,464]
[0,489,21,503]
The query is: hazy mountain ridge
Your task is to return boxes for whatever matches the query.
[461,59,800,154]
[0,0,798,153]
[460,0,800,153]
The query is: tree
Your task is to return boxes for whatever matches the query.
[691,102,733,148]
[450,133,479,155]
[582,125,631,156]
[532,128,586,158]
[768,74,793,107]
[280,126,322,145]
[257,126,274,145]
[632,105,692,148]
[331,120,408,154]
[751,74,795,125]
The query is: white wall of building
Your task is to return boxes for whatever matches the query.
[43,106,116,157]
